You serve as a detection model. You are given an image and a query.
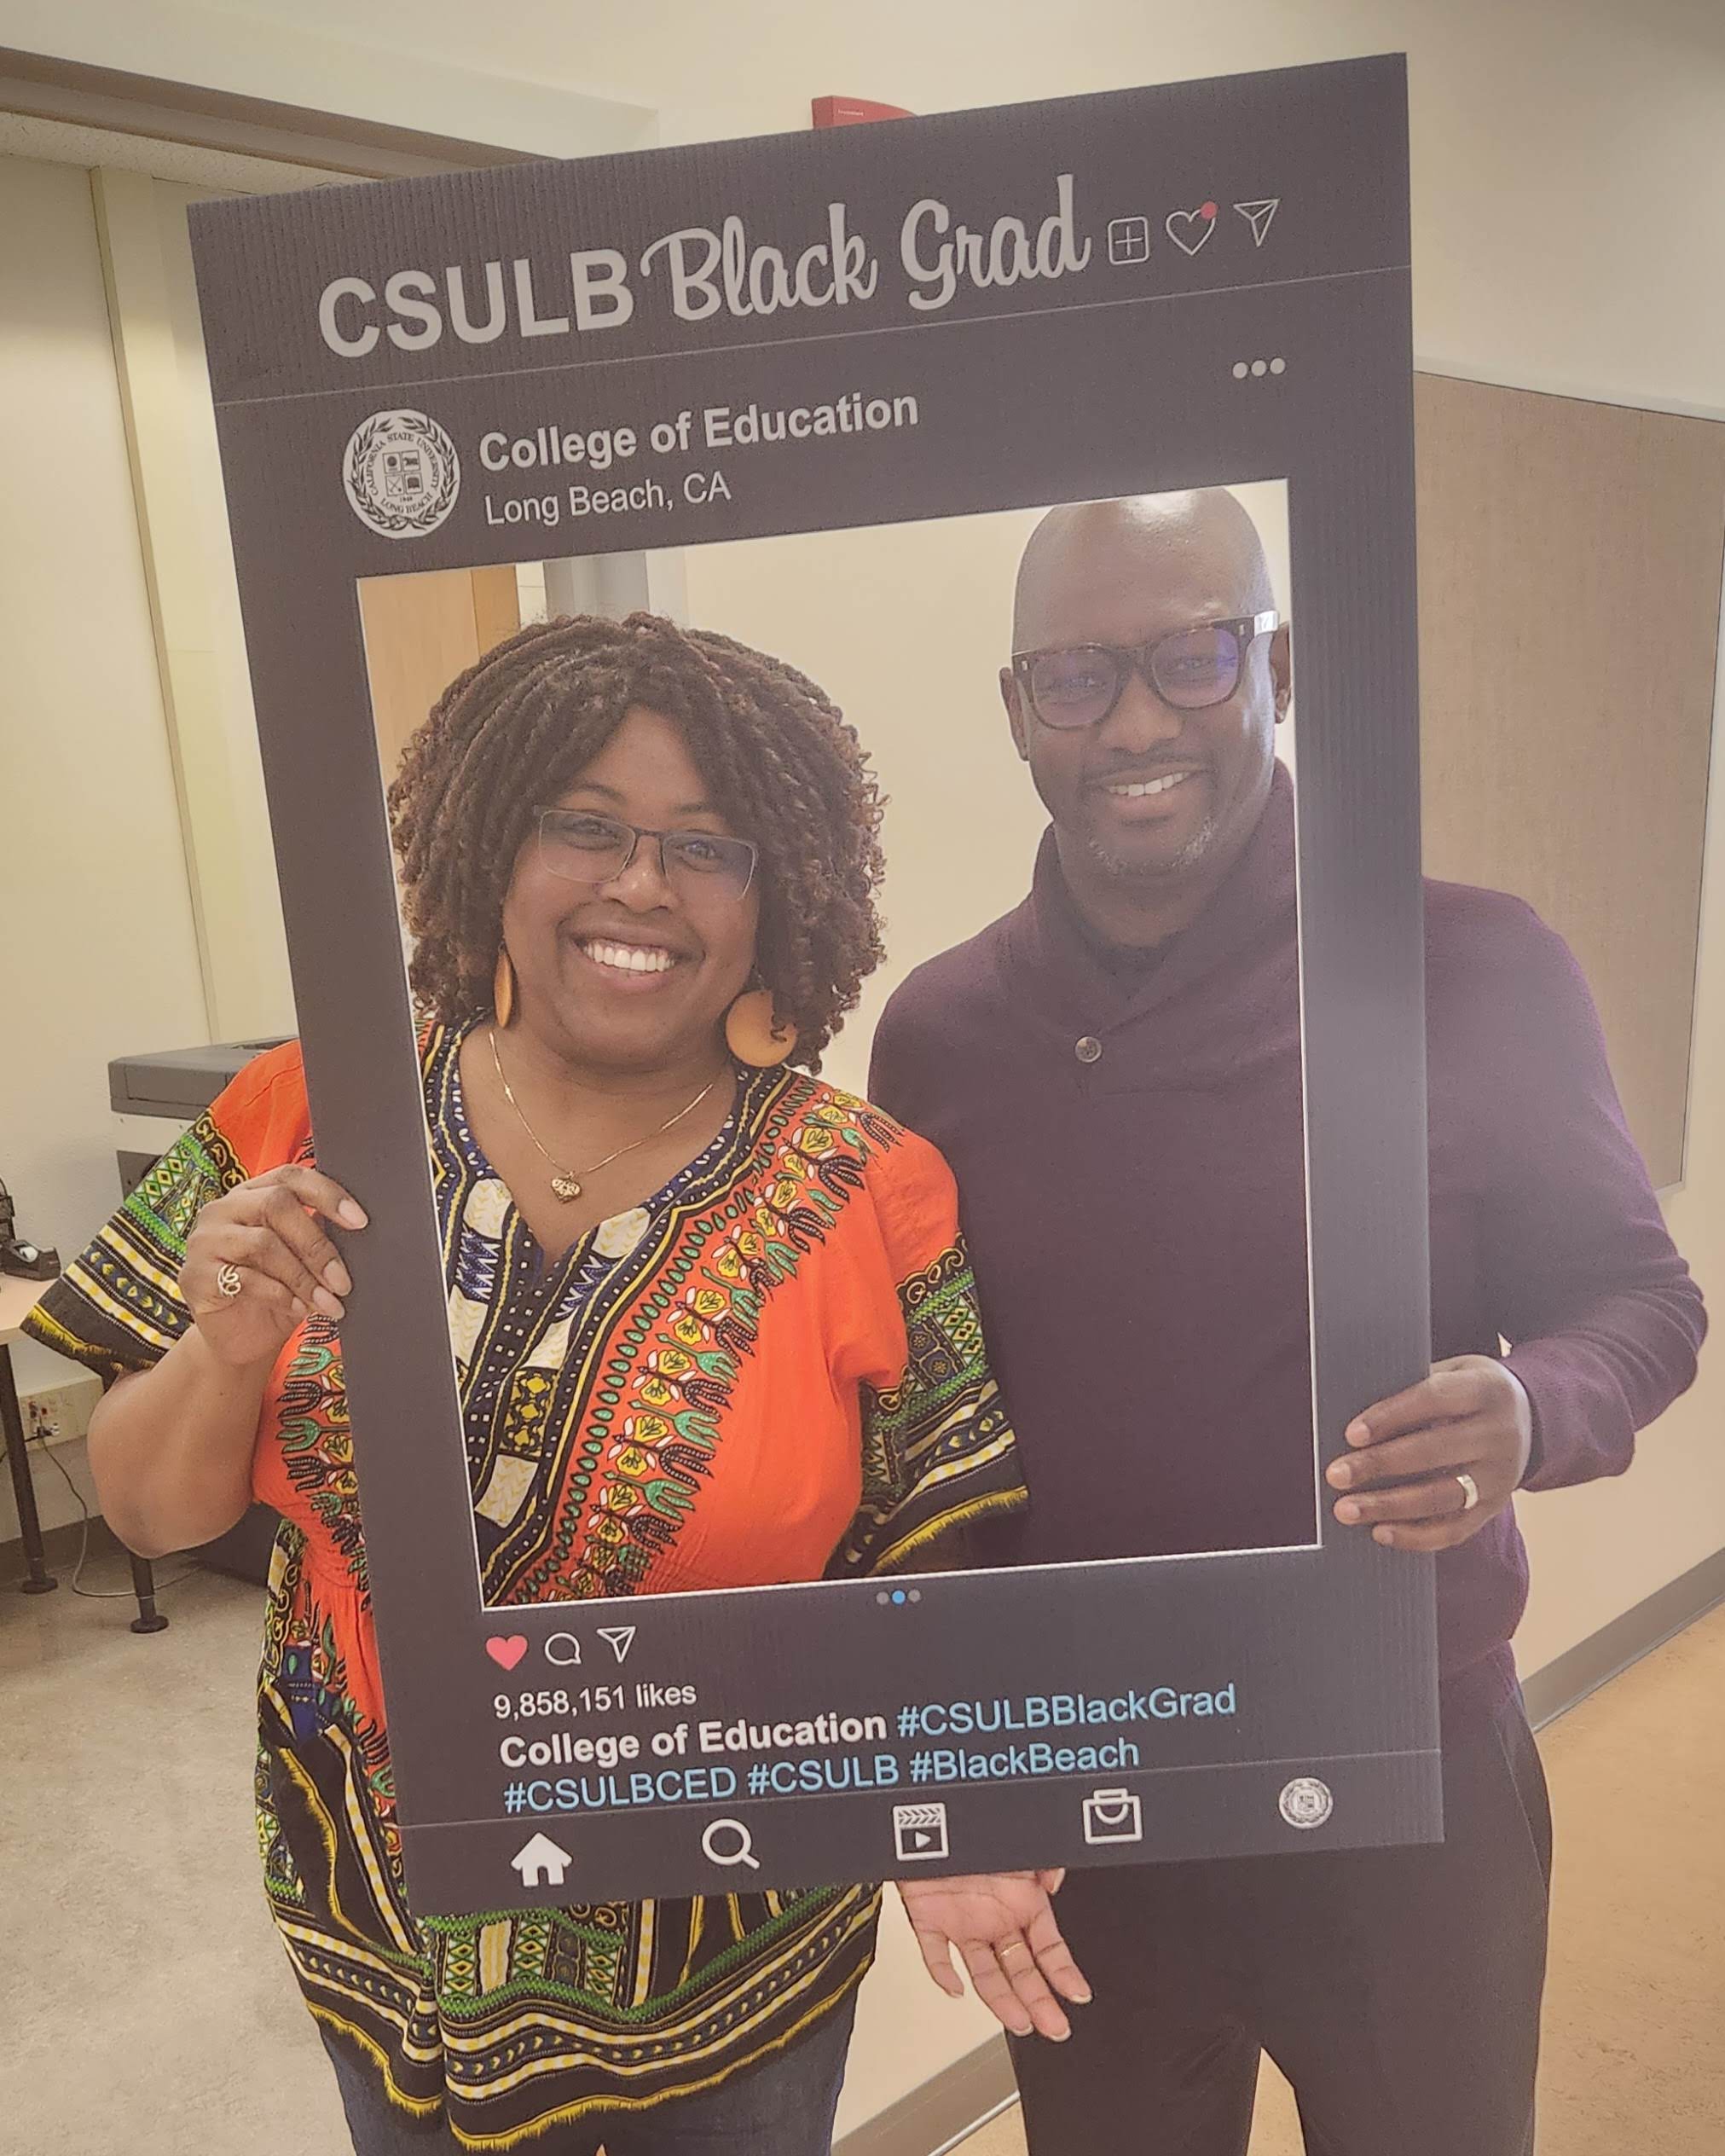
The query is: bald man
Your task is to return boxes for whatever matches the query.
[871,490,1705,2155]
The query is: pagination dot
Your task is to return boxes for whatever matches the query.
[1270,356,1286,374]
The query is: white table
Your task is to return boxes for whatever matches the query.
[0,1274,166,1630]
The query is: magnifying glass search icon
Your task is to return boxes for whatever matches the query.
[701,1818,761,1869]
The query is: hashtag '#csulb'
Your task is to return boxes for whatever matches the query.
[898,1705,920,1737]
[503,1782,526,1813]
[749,1763,770,1795]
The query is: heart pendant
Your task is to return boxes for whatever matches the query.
[550,1174,582,1202]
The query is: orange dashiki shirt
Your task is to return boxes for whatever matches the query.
[25,1027,1024,2146]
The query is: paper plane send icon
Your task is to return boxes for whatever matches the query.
[512,1834,572,1889]
[598,1625,637,1665]
[1233,198,1280,247]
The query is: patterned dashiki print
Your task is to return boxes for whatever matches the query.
[26,1025,1023,2147]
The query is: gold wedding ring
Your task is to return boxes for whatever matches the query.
[999,1939,1031,1961]
[1454,1470,1480,1512]
[216,1262,245,1300]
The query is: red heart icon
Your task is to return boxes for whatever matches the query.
[486,1635,530,1671]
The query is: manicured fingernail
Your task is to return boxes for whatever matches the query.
[1328,1460,1352,1487]
[1346,1419,1370,1445]
[1072,1987,1093,2005]
[1373,1525,1395,1545]
[1335,1499,1362,1523]
[314,1288,345,1319]
[324,1261,352,1295]
[339,1200,367,1228]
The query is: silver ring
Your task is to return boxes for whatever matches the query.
[216,1262,244,1300]
[1455,1470,1480,1513]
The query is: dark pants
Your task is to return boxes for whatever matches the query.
[1011,1693,1552,2156]
[321,1991,856,2155]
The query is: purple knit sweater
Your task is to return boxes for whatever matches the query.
[870,770,1705,1715]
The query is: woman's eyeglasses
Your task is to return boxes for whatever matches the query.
[535,810,758,901]
[1011,611,1280,731]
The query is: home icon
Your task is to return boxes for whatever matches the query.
[511,1833,573,1889]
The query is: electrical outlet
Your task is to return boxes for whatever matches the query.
[22,1376,101,1447]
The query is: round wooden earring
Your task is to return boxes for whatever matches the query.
[725,987,796,1067]
[493,947,517,1029]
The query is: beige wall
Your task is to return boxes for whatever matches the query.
[0,158,211,1402]
[657,485,1293,1098]
[0,0,654,156]
[80,0,1714,411]
[148,173,297,1039]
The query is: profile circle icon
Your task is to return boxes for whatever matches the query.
[1277,1775,1334,1830]
[343,408,461,538]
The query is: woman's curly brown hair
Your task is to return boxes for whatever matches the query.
[386,611,886,1069]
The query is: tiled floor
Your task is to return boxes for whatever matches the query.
[3,1545,1721,2155]
[958,1603,1725,2154]
[0,1551,351,2155]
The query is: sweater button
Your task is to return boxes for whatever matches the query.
[1074,1035,1103,1064]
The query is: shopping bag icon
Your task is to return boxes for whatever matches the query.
[1080,1788,1143,1845]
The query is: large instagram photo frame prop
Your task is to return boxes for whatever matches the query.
[190,55,1435,1913]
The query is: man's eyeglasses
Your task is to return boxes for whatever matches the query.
[1011,611,1280,731]
[535,810,759,902]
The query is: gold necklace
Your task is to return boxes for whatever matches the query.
[488,1028,726,1203]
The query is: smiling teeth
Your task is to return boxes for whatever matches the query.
[582,941,674,974]
[1109,772,1192,798]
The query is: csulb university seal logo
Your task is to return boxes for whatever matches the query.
[1277,1775,1335,1829]
[343,409,460,537]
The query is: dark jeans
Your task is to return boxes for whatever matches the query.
[1011,1692,1552,2155]
[321,1991,857,2155]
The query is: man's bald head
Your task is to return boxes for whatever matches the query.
[999,486,1290,944]
[1013,490,1274,652]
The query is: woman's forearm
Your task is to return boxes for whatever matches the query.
[86,1329,274,1558]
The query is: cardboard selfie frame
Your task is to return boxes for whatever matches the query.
[190,54,1436,1915]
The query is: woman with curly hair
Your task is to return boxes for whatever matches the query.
[30,613,1078,2153]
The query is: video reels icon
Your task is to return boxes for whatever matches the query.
[892,1803,949,1863]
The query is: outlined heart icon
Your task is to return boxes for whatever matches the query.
[486,1634,530,1670]
[1166,202,1218,256]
